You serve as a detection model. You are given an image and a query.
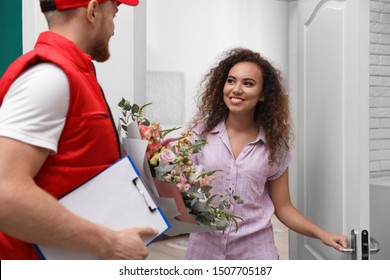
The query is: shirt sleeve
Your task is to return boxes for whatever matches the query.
[0,63,70,153]
[267,149,291,181]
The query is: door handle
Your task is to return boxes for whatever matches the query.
[341,230,357,259]
[369,237,380,255]
[340,230,380,259]
[362,230,381,259]
[341,248,355,255]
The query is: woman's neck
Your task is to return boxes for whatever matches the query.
[225,113,258,133]
[225,114,259,159]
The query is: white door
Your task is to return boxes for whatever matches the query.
[290,0,371,259]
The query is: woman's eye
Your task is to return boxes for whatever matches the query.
[244,82,254,87]
[226,78,235,84]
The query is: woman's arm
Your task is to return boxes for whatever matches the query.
[268,168,348,251]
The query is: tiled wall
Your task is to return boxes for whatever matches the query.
[370,0,390,176]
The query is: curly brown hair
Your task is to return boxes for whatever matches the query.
[191,48,291,164]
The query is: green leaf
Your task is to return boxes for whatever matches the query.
[206,194,217,206]
[216,220,228,230]
[193,191,204,200]
[123,100,132,111]
[154,163,175,176]
[201,170,222,177]
[217,196,228,206]
[233,218,239,233]
[200,185,212,194]
[192,139,207,153]
[139,102,153,112]
[192,201,208,212]
[187,185,199,195]
[132,104,139,114]
[118,97,126,108]
[190,197,198,207]
[233,195,244,204]
[143,119,150,126]
[162,126,182,137]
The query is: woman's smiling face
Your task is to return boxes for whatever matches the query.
[223,61,264,117]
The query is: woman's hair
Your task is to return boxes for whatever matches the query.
[191,47,291,164]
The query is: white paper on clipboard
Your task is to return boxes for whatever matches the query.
[34,156,170,260]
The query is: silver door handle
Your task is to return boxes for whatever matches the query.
[341,230,357,259]
[369,237,380,254]
[341,235,380,256]
[341,248,355,255]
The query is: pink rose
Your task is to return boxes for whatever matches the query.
[159,149,176,164]
[148,142,162,156]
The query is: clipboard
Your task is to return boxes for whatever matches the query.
[34,155,171,260]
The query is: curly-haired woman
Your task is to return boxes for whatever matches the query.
[185,48,348,260]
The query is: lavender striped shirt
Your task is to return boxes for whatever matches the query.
[185,121,290,260]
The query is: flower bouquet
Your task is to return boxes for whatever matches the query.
[118,98,243,235]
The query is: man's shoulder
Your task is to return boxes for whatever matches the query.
[20,63,67,84]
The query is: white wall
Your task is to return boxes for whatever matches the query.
[146,0,290,125]
[22,0,291,129]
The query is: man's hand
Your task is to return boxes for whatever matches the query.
[100,227,158,260]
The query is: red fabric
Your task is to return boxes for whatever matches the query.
[0,31,120,259]
[39,0,139,12]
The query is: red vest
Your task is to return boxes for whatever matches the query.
[0,32,121,259]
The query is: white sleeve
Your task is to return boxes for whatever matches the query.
[0,63,70,153]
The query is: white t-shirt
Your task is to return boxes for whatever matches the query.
[0,63,70,153]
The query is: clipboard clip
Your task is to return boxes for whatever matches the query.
[132,177,157,212]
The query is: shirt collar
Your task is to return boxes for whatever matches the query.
[211,120,266,144]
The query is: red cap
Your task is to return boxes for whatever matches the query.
[40,0,139,12]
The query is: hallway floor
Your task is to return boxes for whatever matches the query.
[147,215,289,260]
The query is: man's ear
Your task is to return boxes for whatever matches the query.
[86,0,99,23]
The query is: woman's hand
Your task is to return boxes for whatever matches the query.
[318,231,349,252]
